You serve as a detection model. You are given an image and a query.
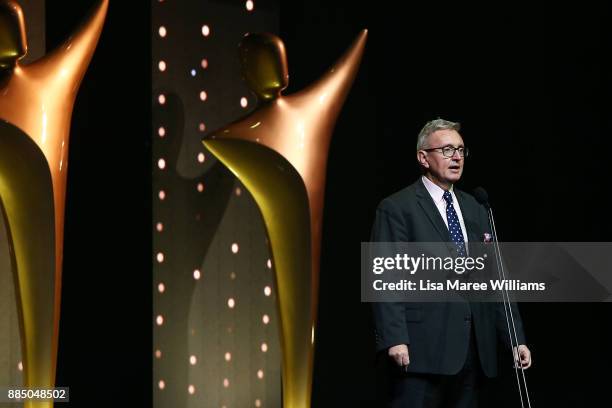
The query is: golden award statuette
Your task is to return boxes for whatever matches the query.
[0,1,108,406]
[203,29,367,408]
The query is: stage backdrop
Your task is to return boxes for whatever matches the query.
[0,0,45,398]
[152,1,281,407]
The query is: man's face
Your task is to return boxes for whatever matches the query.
[417,129,465,187]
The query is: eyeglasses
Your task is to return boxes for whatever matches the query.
[422,145,469,158]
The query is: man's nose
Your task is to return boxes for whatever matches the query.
[451,150,463,160]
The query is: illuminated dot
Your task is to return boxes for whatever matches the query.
[158,283,165,293]
[240,97,248,108]
[158,60,166,72]
[156,252,164,263]
[235,187,242,196]
[267,259,272,269]
[158,158,166,170]
[202,25,211,37]
[197,183,204,192]
[156,315,164,326]
[225,352,232,361]
[198,122,206,132]
[246,0,254,11]
[158,94,166,105]
[231,243,239,253]
[199,90,208,101]
[156,222,163,232]
[197,152,205,163]
[257,369,264,379]
[158,380,165,390]
[193,269,201,280]
[189,355,197,365]
[17,361,23,371]
[262,314,270,324]
[261,342,268,352]
[228,298,235,309]
[158,127,166,137]
[230,272,236,280]
[264,286,271,296]
[158,190,166,200]
[255,399,262,407]
[188,385,195,394]
[223,378,229,388]
[155,349,162,359]
[201,58,209,69]
[158,26,167,37]
[190,69,196,77]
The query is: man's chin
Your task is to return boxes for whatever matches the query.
[445,173,462,184]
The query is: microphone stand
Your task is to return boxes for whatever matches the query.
[479,193,532,408]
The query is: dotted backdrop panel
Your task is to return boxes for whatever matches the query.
[152,1,281,407]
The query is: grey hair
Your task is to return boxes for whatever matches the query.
[416,118,461,151]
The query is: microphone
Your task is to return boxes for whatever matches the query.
[472,186,490,210]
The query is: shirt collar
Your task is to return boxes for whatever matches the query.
[421,175,454,204]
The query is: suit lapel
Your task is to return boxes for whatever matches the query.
[454,189,480,243]
[415,179,455,252]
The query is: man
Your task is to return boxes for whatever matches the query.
[371,119,532,407]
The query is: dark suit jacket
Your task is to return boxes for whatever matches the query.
[371,178,526,378]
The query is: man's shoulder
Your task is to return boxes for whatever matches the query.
[376,180,422,213]
[454,188,483,210]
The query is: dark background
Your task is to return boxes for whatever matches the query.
[46,0,152,406]
[45,0,612,406]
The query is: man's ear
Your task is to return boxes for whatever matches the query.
[417,151,429,169]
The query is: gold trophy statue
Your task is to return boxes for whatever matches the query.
[0,1,108,406]
[203,30,367,408]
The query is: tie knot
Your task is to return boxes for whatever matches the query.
[443,190,453,204]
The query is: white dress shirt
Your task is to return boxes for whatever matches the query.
[421,175,469,244]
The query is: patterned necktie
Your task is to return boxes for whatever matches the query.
[443,191,467,257]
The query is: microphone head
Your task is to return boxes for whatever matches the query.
[472,187,490,209]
